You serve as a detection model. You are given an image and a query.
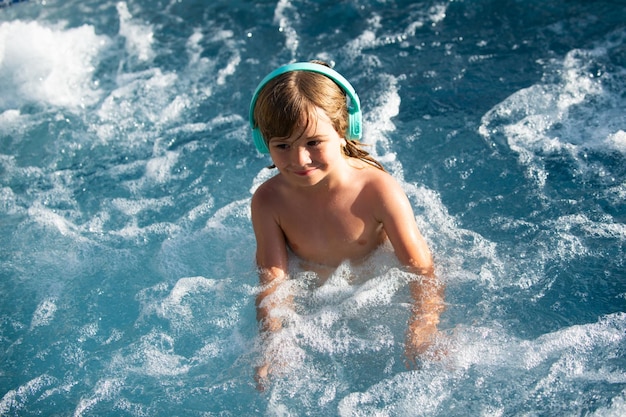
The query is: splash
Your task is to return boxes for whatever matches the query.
[479,41,626,187]
[0,20,108,111]
[30,297,58,330]
[116,1,154,63]
[274,0,300,60]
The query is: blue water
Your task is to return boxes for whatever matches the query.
[1,0,625,415]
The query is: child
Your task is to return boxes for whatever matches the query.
[249,61,444,389]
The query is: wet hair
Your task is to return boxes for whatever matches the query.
[253,61,386,171]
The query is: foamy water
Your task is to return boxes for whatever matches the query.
[1,1,625,416]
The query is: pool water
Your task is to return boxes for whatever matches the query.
[0,0,625,415]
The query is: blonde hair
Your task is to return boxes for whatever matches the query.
[253,61,385,171]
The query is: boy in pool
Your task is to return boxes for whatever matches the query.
[249,61,445,388]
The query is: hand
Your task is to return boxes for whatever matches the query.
[253,355,288,392]
[254,363,271,392]
[253,337,289,392]
[404,319,445,369]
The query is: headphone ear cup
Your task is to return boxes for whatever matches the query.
[347,110,362,141]
[253,128,269,153]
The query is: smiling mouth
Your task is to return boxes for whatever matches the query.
[294,168,316,176]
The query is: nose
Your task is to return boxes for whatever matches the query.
[294,146,311,166]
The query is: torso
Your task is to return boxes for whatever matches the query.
[265,162,388,268]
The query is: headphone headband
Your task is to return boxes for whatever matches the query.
[249,62,362,153]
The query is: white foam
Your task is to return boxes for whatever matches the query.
[137,276,251,337]
[73,378,124,417]
[345,27,380,65]
[160,277,218,320]
[253,259,426,399]
[467,314,626,375]
[144,152,179,184]
[0,108,20,126]
[341,2,448,57]
[0,20,108,110]
[605,130,626,152]
[550,213,626,241]
[277,265,407,356]
[110,196,170,217]
[116,2,155,62]
[185,196,216,223]
[185,29,204,65]
[479,43,626,185]
[0,374,57,416]
[335,313,626,415]
[94,67,183,143]
[98,68,178,127]
[364,74,401,151]
[27,203,83,239]
[216,53,241,86]
[137,341,191,377]
[428,4,448,24]
[30,297,58,330]
[0,184,23,216]
[400,179,504,289]
[205,198,251,231]
[589,391,626,417]
[159,94,191,124]
[109,331,191,379]
[338,370,451,416]
[111,221,180,240]
[274,0,300,59]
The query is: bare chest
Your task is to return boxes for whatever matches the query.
[277,196,385,267]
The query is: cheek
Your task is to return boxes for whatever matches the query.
[269,153,288,168]
[318,146,342,164]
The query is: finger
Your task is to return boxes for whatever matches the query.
[254,364,270,392]
[404,352,422,370]
[255,377,267,392]
[404,346,418,369]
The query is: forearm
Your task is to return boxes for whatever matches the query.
[256,285,285,333]
[404,269,445,361]
[254,267,292,388]
[408,274,445,327]
[255,267,289,334]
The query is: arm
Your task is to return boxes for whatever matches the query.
[250,186,290,388]
[375,176,445,365]
[405,272,445,366]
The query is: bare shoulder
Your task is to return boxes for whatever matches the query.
[354,165,413,221]
[252,175,285,208]
[359,165,406,198]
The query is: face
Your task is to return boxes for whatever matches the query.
[268,107,347,187]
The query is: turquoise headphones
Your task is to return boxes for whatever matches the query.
[249,62,362,153]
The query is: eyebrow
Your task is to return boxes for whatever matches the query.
[268,136,296,144]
